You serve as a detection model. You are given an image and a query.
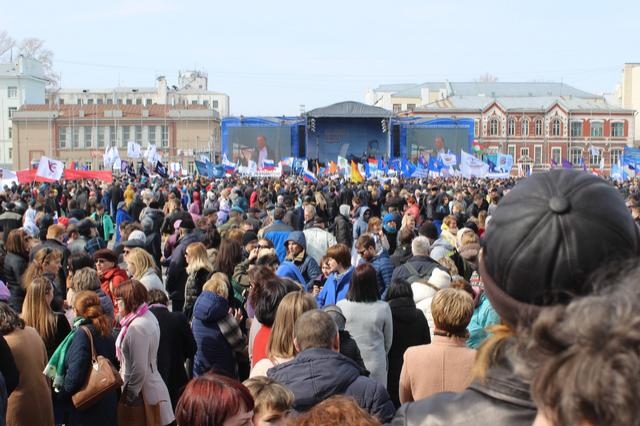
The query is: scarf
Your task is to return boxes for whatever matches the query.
[43,316,91,392]
[116,303,149,361]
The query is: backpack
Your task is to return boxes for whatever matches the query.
[404,262,440,292]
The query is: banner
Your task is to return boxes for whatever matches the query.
[17,168,113,183]
[439,152,457,167]
[127,141,141,158]
[460,151,489,178]
[496,153,513,173]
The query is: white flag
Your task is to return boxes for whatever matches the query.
[127,141,141,158]
[0,168,17,181]
[460,150,489,178]
[36,156,64,180]
[145,144,157,162]
[438,152,457,167]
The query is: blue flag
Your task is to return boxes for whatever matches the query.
[195,160,209,177]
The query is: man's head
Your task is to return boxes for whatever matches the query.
[303,205,316,223]
[411,236,430,257]
[293,309,339,353]
[273,207,285,221]
[434,135,445,151]
[355,234,376,262]
[256,135,266,149]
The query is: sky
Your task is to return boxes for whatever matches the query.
[2,0,639,116]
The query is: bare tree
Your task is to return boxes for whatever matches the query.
[0,30,16,59]
[475,73,499,83]
[18,37,59,89]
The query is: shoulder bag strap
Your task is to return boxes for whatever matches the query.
[79,325,97,363]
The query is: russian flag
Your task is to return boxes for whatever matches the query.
[224,163,235,175]
[368,158,378,170]
[303,169,318,183]
[263,159,275,171]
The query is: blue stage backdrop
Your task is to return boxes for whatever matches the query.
[221,117,303,165]
[306,118,389,162]
[393,118,474,160]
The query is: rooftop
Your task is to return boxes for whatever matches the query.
[14,104,218,119]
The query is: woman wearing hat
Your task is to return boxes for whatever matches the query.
[94,249,128,318]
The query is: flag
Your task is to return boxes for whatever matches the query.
[401,158,416,177]
[303,169,318,183]
[127,162,136,178]
[364,161,371,178]
[145,144,157,163]
[120,160,129,173]
[439,152,457,167]
[280,157,294,168]
[486,158,497,172]
[496,153,513,172]
[154,161,168,178]
[127,141,142,159]
[0,168,17,181]
[460,151,489,178]
[561,159,573,169]
[472,140,485,154]
[36,156,64,180]
[170,162,181,176]
[138,161,149,177]
[195,160,210,177]
[599,156,605,171]
[329,161,338,174]
[589,146,600,157]
[428,156,443,172]
[69,160,76,171]
[368,158,378,171]
[263,159,275,171]
[350,160,364,183]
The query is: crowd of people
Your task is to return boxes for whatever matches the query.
[0,169,637,425]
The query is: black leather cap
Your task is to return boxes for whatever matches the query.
[482,169,640,326]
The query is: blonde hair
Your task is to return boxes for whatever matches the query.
[460,231,479,246]
[443,215,458,229]
[21,277,57,344]
[186,242,214,275]
[438,256,459,276]
[126,248,159,280]
[72,267,101,291]
[202,272,229,299]
[431,288,474,338]
[243,376,294,415]
[367,217,382,233]
[267,291,317,359]
[22,248,62,290]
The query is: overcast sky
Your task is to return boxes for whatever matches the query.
[2,0,639,116]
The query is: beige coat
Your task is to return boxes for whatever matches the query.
[120,310,174,425]
[399,335,476,403]
[5,326,54,426]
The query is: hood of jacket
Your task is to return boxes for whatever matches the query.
[339,204,351,218]
[268,348,364,411]
[276,261,306,285]
[357,206,371,222]
[193,291,229,323]
[285,231,307,251]
[388,297,423,323]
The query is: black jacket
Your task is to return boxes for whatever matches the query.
[183,268,212,321]
[0,336,18,397]
[268,348,395,423]
[390,244,412,268]
[4,252,26,312]
[339,330,367,373]
[0,211,22,244]
[166,231,203,311]
[333,214,352,248]
[390,342,536,426]
[391,255,442,284]
[387,297,430,408]
[150,306,197,409]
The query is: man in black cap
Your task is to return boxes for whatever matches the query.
[392,169,640,426]
[166,217,203,312]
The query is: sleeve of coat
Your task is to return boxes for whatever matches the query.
[398,351,413,404]
[62,329,91,396]
[122,324,150,401]
[304,257,321,283]
[368,380,396,424]
[383,304,393,354]
[0,336,18,395]
[179,313,197,360]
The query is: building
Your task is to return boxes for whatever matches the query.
[403,94,634,174]
[11,104,220,172]
[617,63,640,142]
[366,81,600,113]
[46,70,230,117]
[0,56,47,168]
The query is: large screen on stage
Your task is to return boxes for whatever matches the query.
[307,118,387,162]
[225,126,292,167]
[406,126,470,161]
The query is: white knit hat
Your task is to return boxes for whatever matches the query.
[428,268,452,289]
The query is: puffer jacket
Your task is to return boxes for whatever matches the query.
[268,348,395,423]
[370,251,394,299]
[192,291,235,378]
[390,340,536,426]
[411,281,443,340]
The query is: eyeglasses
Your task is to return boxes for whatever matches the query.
[257,244,270,249]
[95,259,109,264]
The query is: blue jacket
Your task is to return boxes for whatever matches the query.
[285,231,321,288]
[262,220,293,262]
[276,261,307,290]
[370,251,394,299]
[467,292,501,349]
[268,348,395,423]
[62,324,118,426]
[191,291,236,378]
[316,267,354,308]
[115,208,132,242]
[352,207,370,242]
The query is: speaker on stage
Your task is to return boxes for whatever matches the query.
[298,125,306,158]
[392,124,401,157]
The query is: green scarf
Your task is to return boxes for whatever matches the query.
[43,317,91,392]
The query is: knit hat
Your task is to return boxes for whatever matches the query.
[419,222,438,240]
[179,218,195,230]
[242,231,258,246]
[93,248,118,264]
[481,169,640,327]
[427,268,452,289]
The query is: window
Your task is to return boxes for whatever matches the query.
[72,128,79,148]
[188,161,194,174]
[109,126,116,145]
[611,149,623,165]
[507,118,515,136]
[160,125,169,147]
[508,145,516,159]
[570,121,582,137]
[212,100,219,108]
[97,127,105,147]
[570,148,582,165]
[59,127,67,149]
[474,119,480,137]
[146,99,153,105]
[520,147,529,158]
[589,148,602,166]
[392,104,401,113]
[551,119,561,136]
[535,119,543,136]
[106,99,113,105]
[7,87,17,98]
[58,99,64,105]
[84,127,92,148]
[135,125,142,143]
[534,146,542,165]
[84,161,92,171]
[7,127,11,139]
[611,122,624,137]
[87,98,94,105]
[148,126,156,144]
[97,98,103,104]
[77,99,82,105]
[8,148,11,160]
[192,100,198,105]
[8,107,17,118]
[591,121,603,137]
[489,118,499,136]
[521,119,529,137]
[123,126,130,147]
[136,99,142,105]
[126,99,133,105]
[407,104,416,111]
[551,147,561,165]
[203,100,209,107]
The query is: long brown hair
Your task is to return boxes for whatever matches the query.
[267,291,317,359]
[74,291,112,336]
[214,239,243,278]
[21,277,57,344]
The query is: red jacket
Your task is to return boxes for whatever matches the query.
[100,267,129,316]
